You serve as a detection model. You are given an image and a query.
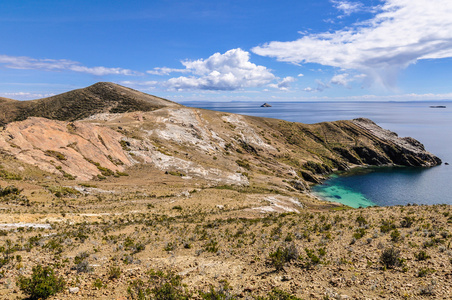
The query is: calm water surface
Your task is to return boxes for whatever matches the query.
[183,101,452,207]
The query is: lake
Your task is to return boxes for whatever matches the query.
[183,100,452,207]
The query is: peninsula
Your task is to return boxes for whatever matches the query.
[0,83,446,299]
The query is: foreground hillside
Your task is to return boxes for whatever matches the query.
[0,83,446,299]
[1,188,451,299]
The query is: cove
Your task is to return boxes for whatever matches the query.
[311,166,445,208]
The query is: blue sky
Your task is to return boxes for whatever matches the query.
[1,0,452,102]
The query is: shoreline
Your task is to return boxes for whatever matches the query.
[307,164,437,208]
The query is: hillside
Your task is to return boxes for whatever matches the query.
[0,82,181,126]
[0,83,446,299]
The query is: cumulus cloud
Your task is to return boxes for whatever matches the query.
[331,0,363,16]
[304,80,330,92]
[0,54,141,76]
[252,0,452,89]
[268,76,296,90]
[162,48,276,91]
[330,73,351,86]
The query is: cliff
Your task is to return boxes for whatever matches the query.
[0,85,441,189]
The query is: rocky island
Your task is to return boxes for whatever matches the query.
[0,83,447,299]
[261,102,272,107]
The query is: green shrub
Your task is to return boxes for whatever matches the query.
[200,280,236,300]
[415,250,430,261]
[0,169,22,180]
[380,220,396,233]
[356,215,368,227]
[390,229,401,242]
[17,265,65,299]
[127,269,190,300]
[304,248,323,268]
[48,186,80,198]
[203,239,219,253]
[93,278,105,289]
[108,265,122,280]
[236,159,251,170]
[44,150,66,161]
[380,247,402,269]
[164,242,176,252]
[166,170,186,177]
[0,186,21,197]
[400,216,415,228]
[418,268,435,277]
[353,228,366,239]
[268,244,298,271]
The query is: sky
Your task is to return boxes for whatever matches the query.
[1,0,452,102]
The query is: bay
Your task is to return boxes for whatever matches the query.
[183,100,452,207]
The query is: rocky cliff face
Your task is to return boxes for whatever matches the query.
[352,118,441,167]
[0,104,441,191]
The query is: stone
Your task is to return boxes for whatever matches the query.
[69,287,80,294]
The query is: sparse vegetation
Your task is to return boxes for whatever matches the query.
[17,265,65,299]
[0,84,447,299]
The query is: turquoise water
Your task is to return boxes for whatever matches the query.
[183,101,452,207]
[311,174,377,208]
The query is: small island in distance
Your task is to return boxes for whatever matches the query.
[429,105,446,108]
[260,102,272,107]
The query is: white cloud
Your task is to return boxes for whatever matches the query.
[163,48,276,90]
[120,80,159,86]
[147,67,190,75]
[0,92,56,100]
[0,54,141,76]
[303,80,330,92]
[331,0,363,16]
[268,76,296,91]
[252,0,452,89]
[330,73,351,86]
[297,73,304,77]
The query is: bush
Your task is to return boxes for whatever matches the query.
[17,265,65,299]
[268,244,298,271]
[380,247,402,269]
[400,216,415,228]
[390,229,401,242]
[108,265,122,280]
[380,220,396,233]
[418,268,435,277]
[304,248,324,268]
[127,269,191,300]
[356,215,368,227]
[353,228,366,239]
[415,250,430,261]
[200,280,237,300]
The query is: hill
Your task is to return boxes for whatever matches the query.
[0,82,181,126]
[0,83,446,299]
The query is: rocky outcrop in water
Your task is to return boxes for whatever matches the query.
[352,118,441,167]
